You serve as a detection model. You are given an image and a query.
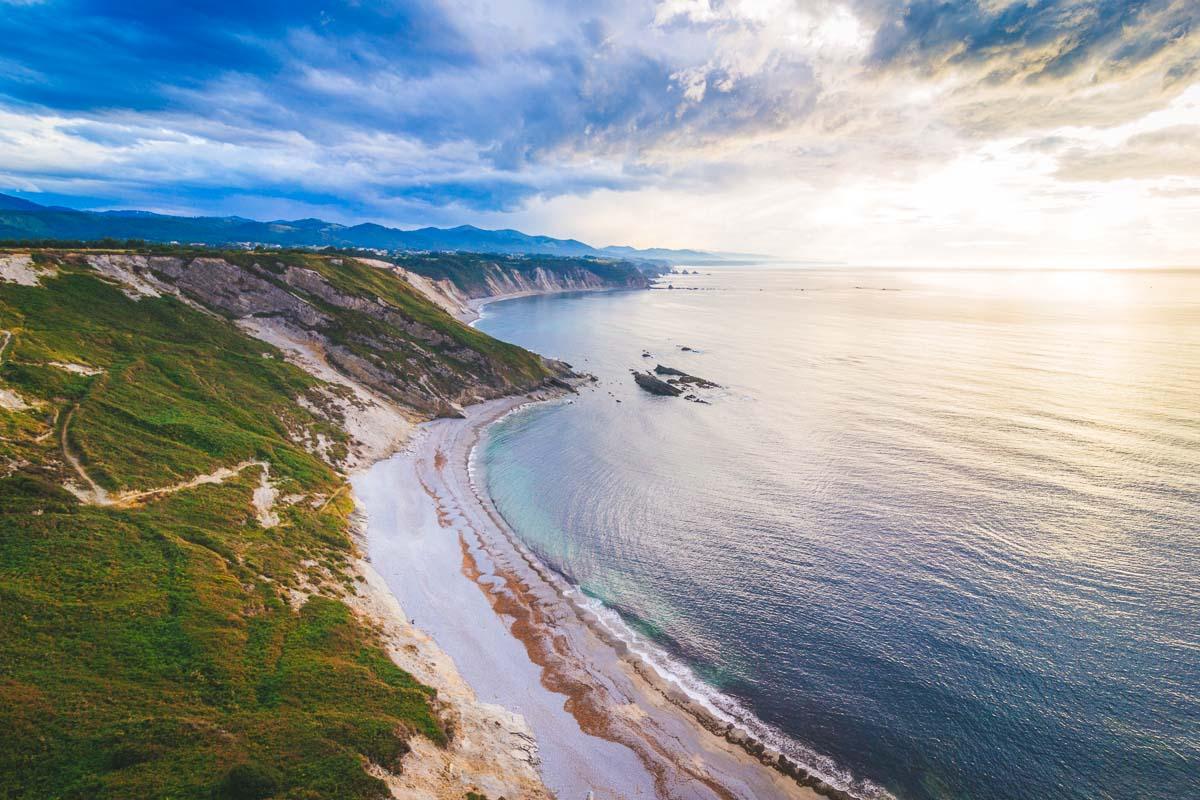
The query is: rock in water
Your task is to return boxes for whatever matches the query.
[654,364,721,389]
[633,372,683,396]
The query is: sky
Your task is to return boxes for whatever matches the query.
[0,0,1198,266]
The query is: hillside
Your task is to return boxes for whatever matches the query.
[0,194,716,263]
[0,248,567,799]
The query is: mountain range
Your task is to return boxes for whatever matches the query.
[0,193,731,264]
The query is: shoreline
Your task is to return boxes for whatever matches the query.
[456,285,642,325]
[354,387,854,800]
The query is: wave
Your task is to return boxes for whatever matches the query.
[570,589,895,800]
[470,401,895,800]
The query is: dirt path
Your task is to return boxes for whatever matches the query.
[59,405,278,516]
[35,344,281,519]
[33,408,60,442]
[114,459,271,508]
[60,406,110,504]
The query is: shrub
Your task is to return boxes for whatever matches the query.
[217,763,281,800]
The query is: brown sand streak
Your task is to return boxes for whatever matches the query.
[455,513,738,800]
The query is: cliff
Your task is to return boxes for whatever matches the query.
[364,251,657,318]
[0,247,557,799]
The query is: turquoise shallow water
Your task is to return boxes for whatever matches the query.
[475,268,1200,800]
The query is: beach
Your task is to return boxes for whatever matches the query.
[352,389,824,800]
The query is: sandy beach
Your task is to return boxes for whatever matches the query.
[353,389,827,800]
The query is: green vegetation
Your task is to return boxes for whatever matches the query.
[0,253,460,799]
[2,268,337,490]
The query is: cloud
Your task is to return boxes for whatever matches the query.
[0,0,1196,264]
[1057,125,1200,180]
[0,0,828,211]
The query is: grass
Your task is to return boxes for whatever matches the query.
[1,266,335,492]
[0,253,454,799]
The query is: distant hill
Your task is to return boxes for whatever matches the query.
[0,194,732,264]
[0,193,46,212]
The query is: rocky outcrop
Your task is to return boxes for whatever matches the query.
[151,256,330,325]
[633,371,683,396]
[635,365,721,401]
[654,364,721,389]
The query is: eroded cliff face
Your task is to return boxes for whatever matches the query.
[472,263,642,297]
[366,256,656,327]
[79,252,561,418]
[385,252,657,309]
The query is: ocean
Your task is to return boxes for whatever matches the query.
[474,267,1200,800]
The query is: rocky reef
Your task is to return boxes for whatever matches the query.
[633,371,683,396]
[653,364,721,389]
[634,363,721,401]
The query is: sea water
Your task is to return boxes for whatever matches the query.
[475,267,1200,800]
